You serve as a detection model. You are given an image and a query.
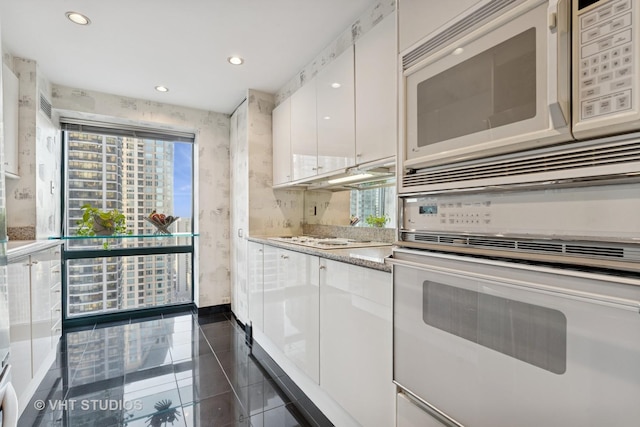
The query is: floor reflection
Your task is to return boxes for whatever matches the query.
[19,311,324,427]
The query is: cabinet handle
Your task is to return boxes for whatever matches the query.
[356,153,362,157]
[54,308,61,313]
[281,255,289,259]
[31,260,39,265]
[54,289,61,293]
[258,249,263,253]
[52,269,60,274]
[319,265,326,270]
[54,328,61,333]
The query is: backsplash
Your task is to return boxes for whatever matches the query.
[303,224,396,243]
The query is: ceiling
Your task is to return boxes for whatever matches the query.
[0,0,376,114]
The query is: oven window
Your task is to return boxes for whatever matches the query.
[423,281,566,374]
[417,27,537,147]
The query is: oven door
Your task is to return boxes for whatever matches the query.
[404,0,572,169]
[391,249,640,427]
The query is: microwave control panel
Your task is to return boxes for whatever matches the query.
[576,0,635,120]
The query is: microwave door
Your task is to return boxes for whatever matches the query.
[404,0,572,169]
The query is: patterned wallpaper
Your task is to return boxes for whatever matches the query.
[51,84,231,308]
[5,57,60,241]
[275,0,396,106]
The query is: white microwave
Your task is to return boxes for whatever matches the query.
[402,0,640,170]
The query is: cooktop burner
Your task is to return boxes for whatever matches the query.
[267,235,390,249]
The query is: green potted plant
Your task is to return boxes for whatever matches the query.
[365,214,389,228]
[76,203,130,249]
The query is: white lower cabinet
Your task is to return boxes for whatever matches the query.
[247,242,264,332]
[319,258,394,427]
[263,246,320,383]
[250,243,394,426]
[7,244,62,414]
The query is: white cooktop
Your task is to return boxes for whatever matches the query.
[267,235,391,250]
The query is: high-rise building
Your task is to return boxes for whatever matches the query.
[65,132,182,317]
[66,132,124,316]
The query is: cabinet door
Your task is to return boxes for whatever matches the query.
[50,248,62,348]
[282,249,319,383]
[320,259,393,427]
[355,14,397,164]
[7,259,31,400]
[30,250,54,375]
[263,245,282,348]
[317,46,355,173]
[247,242,264,332]
[290,78,318,180]
[263,247,319,383]
[272,98,292,185]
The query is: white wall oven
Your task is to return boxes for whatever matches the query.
[390,249,640,427]
[401,0,640,174]
[395,0,640,425]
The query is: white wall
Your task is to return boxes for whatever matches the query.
[51,84,231,308]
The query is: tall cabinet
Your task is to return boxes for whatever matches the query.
[230,90,304,324]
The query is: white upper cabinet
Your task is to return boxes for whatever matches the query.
[398,0,482,53]
[355,13,397,165]
[272,97,292,185]
[3,63,20,177]
[316,46,355,174]
[290,77,318,181]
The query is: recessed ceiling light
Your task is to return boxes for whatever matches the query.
[227,56,244,66]
[66,11,91,25]
[452,47,464,56]
[155,86,169,93]
[323,116,331,120]
[330,83,341,89]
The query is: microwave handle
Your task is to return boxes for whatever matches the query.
[548,0,571,128]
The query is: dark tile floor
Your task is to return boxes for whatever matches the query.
[19,310,331,427]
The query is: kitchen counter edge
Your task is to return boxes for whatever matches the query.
[6,240,63,263]
[248,237,392,273]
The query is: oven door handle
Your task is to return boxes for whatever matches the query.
[389,256,640,311]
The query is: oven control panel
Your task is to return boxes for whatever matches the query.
[401,183,640,239]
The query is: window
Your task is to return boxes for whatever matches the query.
[350,184,396,228]
[62,125,195,320]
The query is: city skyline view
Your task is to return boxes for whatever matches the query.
[64,131,194,317]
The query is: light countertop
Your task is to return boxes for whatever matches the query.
[6,240,62,262]
[248,236,393,272]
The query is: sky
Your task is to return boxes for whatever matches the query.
[173,142,193,218]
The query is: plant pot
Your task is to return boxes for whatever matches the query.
[92,216,115,236]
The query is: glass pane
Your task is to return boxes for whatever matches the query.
[66,253,192,317]
[423,280,567,374]
[349,184,396,228]
[417,27,537,147]
[65,132,193,243]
